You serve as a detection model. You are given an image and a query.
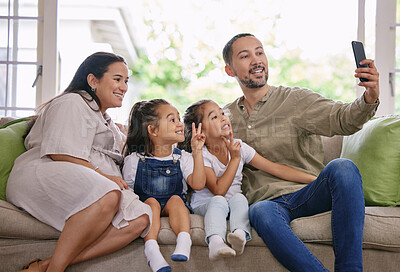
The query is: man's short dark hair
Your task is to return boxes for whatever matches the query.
[222,33,255,66]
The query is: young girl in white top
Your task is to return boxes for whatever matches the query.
[122,99,206,272]
[179,100,316,261]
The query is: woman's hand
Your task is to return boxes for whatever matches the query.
[190,122,206,154]
[49,154,129,190]
[115,123,128,136]
[222,131,241,160]
[103,174,129,190]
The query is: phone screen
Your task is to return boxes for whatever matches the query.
[351,41,368,82]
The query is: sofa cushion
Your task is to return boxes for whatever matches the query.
[340,115,400,206]
[1,199,399,252]
[0,200,60,239]
[0,118,28,201]
[290,206,400,252]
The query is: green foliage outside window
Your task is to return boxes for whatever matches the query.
[130,48,356,114]
[129,0,357,114]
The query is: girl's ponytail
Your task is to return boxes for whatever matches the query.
[124,99,170,157]
[124,101,146,156]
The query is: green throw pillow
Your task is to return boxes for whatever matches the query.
[0,118,28,201]
[340,115,400,206]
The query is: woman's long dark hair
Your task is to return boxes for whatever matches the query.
[25,52,127,137]
[178,99,212,153]
[62,51,127,111]
[123,99,170,157]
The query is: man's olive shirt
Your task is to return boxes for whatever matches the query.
[224,85,379,204]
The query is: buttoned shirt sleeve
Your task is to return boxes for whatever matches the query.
[291,87,379,136]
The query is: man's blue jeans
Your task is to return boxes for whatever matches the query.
[249,159,365,272]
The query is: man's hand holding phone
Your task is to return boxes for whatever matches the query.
[351,41,380,104]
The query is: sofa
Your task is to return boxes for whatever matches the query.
[1,116,399,272]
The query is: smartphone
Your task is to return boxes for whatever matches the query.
[351,41,369,82]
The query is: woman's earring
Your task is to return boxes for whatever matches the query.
[91,87,96,92]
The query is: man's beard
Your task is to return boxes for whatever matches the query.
[238,68,269,88]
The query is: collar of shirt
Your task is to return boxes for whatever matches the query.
[236,85,277,112]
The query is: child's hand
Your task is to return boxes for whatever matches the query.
[191,122,206,153]
[222,131,241,160]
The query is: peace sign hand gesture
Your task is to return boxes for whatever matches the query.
[221,131,241,160]
[191,122,206,154]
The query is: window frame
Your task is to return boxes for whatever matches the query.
[36,0,58,106]
[0,0,58,117]
[374,0,396,115]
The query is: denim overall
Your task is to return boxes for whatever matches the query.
[134,148,187,210]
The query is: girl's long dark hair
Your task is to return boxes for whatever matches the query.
[178,99,212,153]
[123,99,170,157]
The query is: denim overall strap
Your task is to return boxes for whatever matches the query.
[134,148,184,205]
[172,147,182,160]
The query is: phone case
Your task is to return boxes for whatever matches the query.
[351,41,369,82]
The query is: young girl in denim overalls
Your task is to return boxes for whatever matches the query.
[179,100,317,261]
[122,99,206,272]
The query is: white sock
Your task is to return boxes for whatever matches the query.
[171,232,192,262]
[227,229,247,255]
[208,234,236,261]
[144,240,171,272]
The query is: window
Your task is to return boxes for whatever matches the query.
[373,0,396,115]
[0,0,40,117]
[1,0,394,119]
[0,0,58,118]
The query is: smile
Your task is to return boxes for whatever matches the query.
[113,92,124,99]
[222,124,230,130]
[249,66,265,75]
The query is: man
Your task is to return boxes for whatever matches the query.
[223,33,379,271]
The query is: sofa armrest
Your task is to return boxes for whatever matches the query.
[0,117,17,127]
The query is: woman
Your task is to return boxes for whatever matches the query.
[6,52,151,272]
